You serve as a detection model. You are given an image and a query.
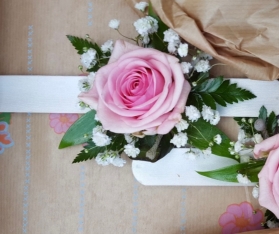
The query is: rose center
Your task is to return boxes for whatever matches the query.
[235,216,250,227]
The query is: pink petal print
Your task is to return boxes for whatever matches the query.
[49,113,79,134]
[219,202,264,234]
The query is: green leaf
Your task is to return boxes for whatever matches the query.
[211,94,227,106]
[0,113,11,124]
[67,35,102,55]
[134,134,173,162]
[194,76,223,93]
[197,160,265,182]
[59,110,97,149]
[72,141,106,163]
[199,93,216,109]
[108,133,126,151]
[192,78,256,109]
[186,93,203,111]
[258,106,267,122]
[267,111,277,136]
[157,133,173,160]
[186,118,236,160]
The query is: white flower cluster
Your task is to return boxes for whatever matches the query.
[170,132,188,148]
[95,150,126,167]
[92,125,111,147]
[163,29,180,53]
[213,134,222,145]
[175,119,189,132]
[101,39,114,53]
[123,134,140,158]
[134,2,149,11]
[230,128,262,161]
[80,48,97,69]
[134,16,158,44]
[201,105,220,125]
[108,19,120,29]
[180,62,192,74]
[185,105,220,125]
[78,72,95,93]
[194,59,210,73]
[185,105,201,122]
[236,174,251,184]
[124,144,140,158]
[163,29,188,57]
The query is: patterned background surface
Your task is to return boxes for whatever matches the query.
[0,0,264,233]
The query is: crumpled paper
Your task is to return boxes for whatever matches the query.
[127,0,279,80]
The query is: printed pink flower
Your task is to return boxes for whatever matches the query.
[49,114,79,134]
[79,40,191,135]
[219,202,263,234]
[254,134,279,218]
[0,121,14,154]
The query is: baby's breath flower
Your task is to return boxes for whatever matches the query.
[202,105,214,122]
[177,43,188,57]
[234,141,243,153]
[214,134,222,145]
[167,43,177,54]
[92,126,111,146]
[77,100,89,110]
[95,151,126,167]
[124,144,140,158]
[163,29,180,43]
[185,105,201,122]
[101,39,114,53]
[134,16,158,36]
[180,62,192,74]
[78,78,91,92]
[80,48,97,69]
[210,111,220,125]
[134,2,149,11]
[201,105,220,125]
[175,119,189,132]
[170,132,188,148]
[194,59,210,73]
[163,29,180,53]
[237,174,251,184]
[109,19,120,29]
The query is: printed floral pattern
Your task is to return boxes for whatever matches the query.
[49,114,79,134]
[219,202,264,234]
[0,121,14,154]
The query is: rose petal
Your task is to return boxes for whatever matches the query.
[254,134,279,158]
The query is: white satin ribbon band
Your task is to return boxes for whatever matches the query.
[1,76,278,115]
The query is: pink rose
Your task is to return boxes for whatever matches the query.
[79,40,190,134]
[254,134,279,218]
